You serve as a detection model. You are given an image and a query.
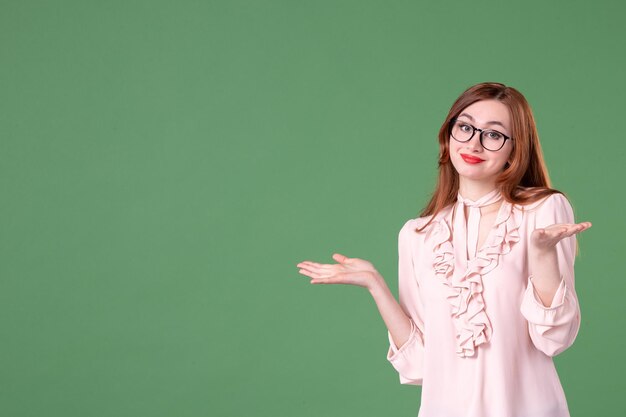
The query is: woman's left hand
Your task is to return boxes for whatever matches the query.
[530,221,592,253]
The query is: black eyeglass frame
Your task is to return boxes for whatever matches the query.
[449,118,513,152]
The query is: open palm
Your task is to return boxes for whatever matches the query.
[296,253,379,288]
[531,221,592,251]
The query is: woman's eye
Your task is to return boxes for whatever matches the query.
[460,124,471,131]
[487,132,503,140]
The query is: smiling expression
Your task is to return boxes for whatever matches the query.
[449,99,514,185]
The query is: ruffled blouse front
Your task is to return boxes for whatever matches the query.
[433,188,522,358]
[386,191,581,417]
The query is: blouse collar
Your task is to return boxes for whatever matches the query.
[456,188,503,208]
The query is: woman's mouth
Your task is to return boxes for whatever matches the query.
[460,154,485,164]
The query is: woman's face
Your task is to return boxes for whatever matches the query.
[449,99,514,185]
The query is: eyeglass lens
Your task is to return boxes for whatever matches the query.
[450,120,507,151]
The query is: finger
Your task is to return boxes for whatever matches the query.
[311,275,346,285]
[297,261,335,273]
[297,260,325,268]
[298,268,333,279]
[564,223,592,237]
[575,223,589,232]
[552,222,592,232]
[298,262,335,275]
[545,223,591,241]
[563,222,592,233]
[542,225,569,238]
[310,278,333,284]
[297,262,333,274]
[332,253,350,264]
[538,224,567,232]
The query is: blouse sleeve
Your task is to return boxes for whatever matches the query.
[519,193,582,357]
[386,219,426,385]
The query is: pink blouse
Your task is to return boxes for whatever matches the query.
[386,190,581,417]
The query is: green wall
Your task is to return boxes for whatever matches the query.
[1,1,623,416]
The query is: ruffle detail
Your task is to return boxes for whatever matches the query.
[432,202,522,358]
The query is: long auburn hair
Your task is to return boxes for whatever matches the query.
[416,82,562,233]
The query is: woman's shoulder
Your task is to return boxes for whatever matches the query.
[512,187,572,212]
[401,205,454,235]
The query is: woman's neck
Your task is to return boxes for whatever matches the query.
[458,179,498,201]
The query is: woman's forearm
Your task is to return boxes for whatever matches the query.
[368,273,412,349]
[528,246,562,307]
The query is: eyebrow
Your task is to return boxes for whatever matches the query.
[458,113,507,130]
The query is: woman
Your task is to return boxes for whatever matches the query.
[296,82,592,417]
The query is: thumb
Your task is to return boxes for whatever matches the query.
[332,253,350,263]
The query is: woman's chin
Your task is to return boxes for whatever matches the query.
[456,170,498,183]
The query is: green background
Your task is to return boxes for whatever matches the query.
[1,0,623,416]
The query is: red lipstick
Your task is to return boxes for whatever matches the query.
[461,153,485,164]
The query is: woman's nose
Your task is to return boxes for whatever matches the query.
[465,132,483,152]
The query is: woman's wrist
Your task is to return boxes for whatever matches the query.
[529,243,557,259]
[367,272,390,297]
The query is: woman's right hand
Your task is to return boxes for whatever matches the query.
[296,253,382,290]
[298,254,413,359]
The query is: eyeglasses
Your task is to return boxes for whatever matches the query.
[449,118,513,151]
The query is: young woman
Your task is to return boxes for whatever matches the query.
[296,82,592,417]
